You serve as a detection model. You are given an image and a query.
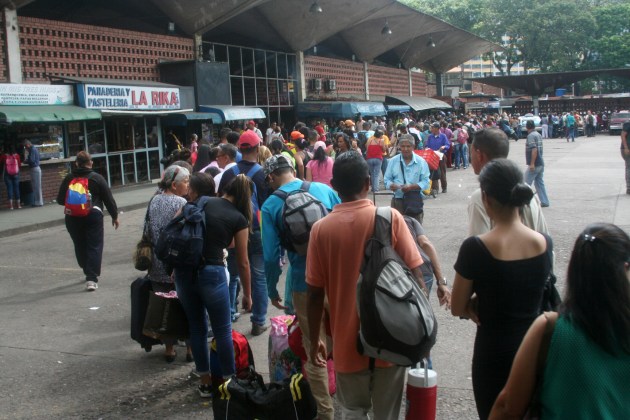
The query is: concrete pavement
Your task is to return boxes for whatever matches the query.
[0,133,629,419]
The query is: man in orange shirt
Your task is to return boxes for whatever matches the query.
[306,151,427,419]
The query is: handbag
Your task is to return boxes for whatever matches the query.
[541,273,561,312]
[142,291,190,340]
[399,157,424,217]
[213,370,317,420]
[133,197,154,271]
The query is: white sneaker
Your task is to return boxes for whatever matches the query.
[86,281,98,291]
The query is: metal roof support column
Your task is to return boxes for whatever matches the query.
[296,51,306,103]
[408,68,413,96]
[364,61,369,100]
[194,33,203,61]
[435,72,444,97]
[4,8,22,83]
[532,95,540,116]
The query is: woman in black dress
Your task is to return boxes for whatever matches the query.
[451,158,553,419]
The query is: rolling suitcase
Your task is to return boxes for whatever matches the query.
[130,276,161,352]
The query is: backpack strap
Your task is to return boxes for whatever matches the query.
[245,164,262,178]
[374,207,392,246]
[272,180,310,201]
[300,180,311,192]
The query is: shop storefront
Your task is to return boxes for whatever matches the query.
[0,83,102,207]
[63,78,194,187]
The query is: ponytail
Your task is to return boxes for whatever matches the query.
[224,174,253,231]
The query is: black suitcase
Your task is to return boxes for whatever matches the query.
[130,276,161,352]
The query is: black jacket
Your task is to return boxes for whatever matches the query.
[57,167,118,220]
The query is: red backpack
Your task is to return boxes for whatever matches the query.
[5,154,19,176]
[64,174,93,217]
[210,330,255,388]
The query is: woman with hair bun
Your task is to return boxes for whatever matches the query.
[490,223,630,419]
[451,158,553,420]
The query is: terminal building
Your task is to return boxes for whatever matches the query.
[0,0,497,206]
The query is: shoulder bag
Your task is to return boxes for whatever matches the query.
[133,196,155,271]
[399,157,424,217]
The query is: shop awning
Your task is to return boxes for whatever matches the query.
[296,101,387,119]
[198,105,266,123]
[385,104,411,113]
[161,112,223,126]
[385,96,452,112]
[0,105,101,123]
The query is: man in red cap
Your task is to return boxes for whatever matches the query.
[246,120,263,141]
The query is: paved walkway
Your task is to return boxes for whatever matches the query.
[0,182,158,238]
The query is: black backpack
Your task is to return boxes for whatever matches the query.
[272,181,328,256]
[155,197,210,270]
[356,207,437,366]
[357,131,369,156]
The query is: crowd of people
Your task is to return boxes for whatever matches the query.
[131,114,630,419]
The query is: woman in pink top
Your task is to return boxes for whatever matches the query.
[305,141,334,187]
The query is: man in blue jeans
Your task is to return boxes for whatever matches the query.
[525,120,550,207]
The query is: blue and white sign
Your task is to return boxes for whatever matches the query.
[0,84,73,105]
[80,84,181,110]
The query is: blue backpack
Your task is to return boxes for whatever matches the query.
[155,196,210,270]
[231,164,263,230]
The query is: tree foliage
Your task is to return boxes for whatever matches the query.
[402,0,630,75]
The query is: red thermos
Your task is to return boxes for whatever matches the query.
[405,361,437,420]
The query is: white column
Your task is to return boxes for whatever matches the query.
[193,33,203,61]
[408,68,413,96]
[4,8,22,83]
[364,61,369,100]
[296,51,306,103]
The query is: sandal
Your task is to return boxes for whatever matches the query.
[165,351,177,363]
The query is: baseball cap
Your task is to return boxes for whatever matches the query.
[263,154,293,177]
[313,140,326,151]
[344,119,355,127]
[431,122,441,128]
[290,130,305,140]
[247,120,256,126]
[237,131,261,148]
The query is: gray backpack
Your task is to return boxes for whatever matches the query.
[356,207,437,366]
[272,181,328,256]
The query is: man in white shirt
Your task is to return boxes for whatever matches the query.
[213,143,238,194]
[265,122,277,145]
[247,120,263,140]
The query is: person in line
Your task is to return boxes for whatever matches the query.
[23,140,43,206]
[2,145,21,209]
[305,141,334,187]
[365,129,387,193]
[490,223,630,419]
[144,164,191,362]
[57,151,120,291]
[384,134,430,224]
[621,119,630,195]
[218,131,269,336]
[451,159,553,420]
[261,154,340,420]
[246,120,263,140]
[468,128,549,237]
[175,174,253,398]
[425,122,450,194]
[524,120,550,208]
[213,144,238,194]
[306,151,427,420]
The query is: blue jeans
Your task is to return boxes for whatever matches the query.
[4,174,20,200]
[453,144,469,168]
[175,265,235,377]
[367,158,382,192]
[249,230,268,326]
[525,166,550,206]
[567,126,575,141]
[226,248,239,318]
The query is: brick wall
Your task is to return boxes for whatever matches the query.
[0,160,70,207]
[411,72,427,97]
[367,64,410,97]
[0,16,194,83]
[0,13,6,81]
[471,81,503,97]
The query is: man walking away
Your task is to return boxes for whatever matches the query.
[261,154,340,420]
[525,120,550,207]
[306,151,425,419]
